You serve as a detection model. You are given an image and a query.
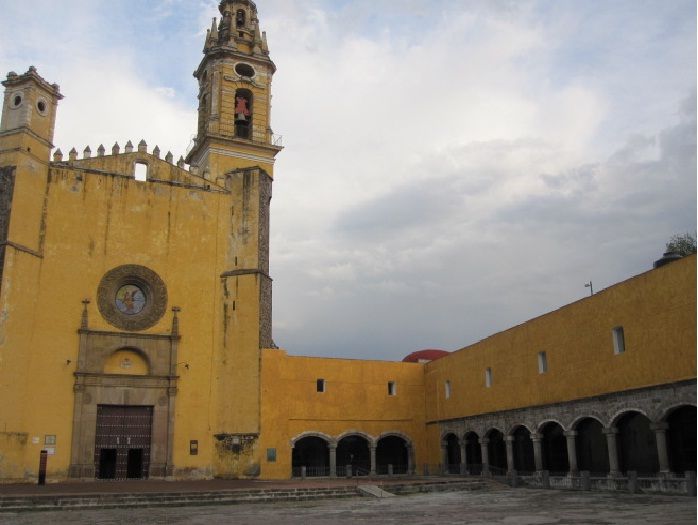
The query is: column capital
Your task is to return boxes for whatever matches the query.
[564,430,578,437]
[650,422,669,432]
[531,433,542,442]
[505,435,515,442]
[602,427,619,435]
[328,443,337,450]
[480,438,490,445]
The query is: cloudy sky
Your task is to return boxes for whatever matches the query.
[1,1,695,361]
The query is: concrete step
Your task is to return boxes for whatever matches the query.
[0,487,360,512]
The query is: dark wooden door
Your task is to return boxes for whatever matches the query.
[95,405,153,479]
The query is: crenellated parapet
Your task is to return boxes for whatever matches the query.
[51,140,225,191]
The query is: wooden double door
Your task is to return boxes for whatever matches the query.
[95,405,153,479]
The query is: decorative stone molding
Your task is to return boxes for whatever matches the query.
[97,265,167,331]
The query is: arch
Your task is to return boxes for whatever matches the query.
[102,347,150,375]
[507,422,534,437]
[464,431,482,474]
[290,431,334,447]
[376,435,409,475]
[443,432,461,474]
[486,428,507,471]
[616,410,659,474]
[570,414,605,431]
[575,417,609,474]
[336,430,375,447]
[377,430,412,446]
[609,407,650,428]
[540,421,569,473]
[291,435,330,477]
[234,88,253,139]
[665,405,696,474]
[537,418,567,433]
[336,433,370,475]
[659,402,698,423]
[511,425,535,473]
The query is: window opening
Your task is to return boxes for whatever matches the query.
[612,326,625,354]
[236,9,245,28]
[234,89,252,139]
[444,380,451,399]
[388,381,396,396]
[485,367,493,387]
[134,162,148,181]
[316,378,325,393]
[538,351,548,374]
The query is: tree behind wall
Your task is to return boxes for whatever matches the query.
[665,233,696,256]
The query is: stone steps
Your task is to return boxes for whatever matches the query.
[0,487,359,512]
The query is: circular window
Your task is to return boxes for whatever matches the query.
[36,97,48,116]
[235,62,255,78]
[11,92,23,109]
[97,265,167,331]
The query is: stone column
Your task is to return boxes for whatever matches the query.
[505,436,515,475]
[531,433,543,472]
[370,443,377,476]
[460,438,468,475]
[603,427,620,477]
[480,438,490,475]
[564,430,578,475]
[650,422,670,474]
[329,443,337,478]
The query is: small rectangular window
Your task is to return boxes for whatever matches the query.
[538,351,548,374]
[612,326,625,354]
[266,448,276,462]
[316,378,325,392]
[388,381,396,396]
[444,380,451,399]
[485,367,493,388]
[189,440,198,455]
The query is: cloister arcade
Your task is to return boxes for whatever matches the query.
[291,431,414,477]
[440,404,696,477]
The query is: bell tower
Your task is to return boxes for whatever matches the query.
[186,0,282,176]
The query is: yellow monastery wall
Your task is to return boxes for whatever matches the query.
[423,255,697,453]
[259,349,427,479]
[0,159,235,479]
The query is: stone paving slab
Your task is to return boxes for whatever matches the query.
[0,488,694,525]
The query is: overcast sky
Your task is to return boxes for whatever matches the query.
[1,1,695,361]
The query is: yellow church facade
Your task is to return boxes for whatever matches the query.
[0,0,695,483]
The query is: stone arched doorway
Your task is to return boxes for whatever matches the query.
[512,426,535,473]
[616,411,659,474]
[540,421,569,473]
[376,435,409,475]
[486,429,507,472]
[575,417,609,474]
[337,434,371,476]
[444,433,461,473]
[465,432,482,474]
[292,435,330,477]
[666,405,697,474]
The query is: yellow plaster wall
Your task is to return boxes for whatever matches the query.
[259,349,427,479]
[424,255,697,427]
[0,157,234,478]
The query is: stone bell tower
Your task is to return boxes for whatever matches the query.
[186,0,282,176]
[0,67,63,292]
[189,1,282,477]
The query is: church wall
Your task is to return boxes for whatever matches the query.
[423,255,696,464]
[259,349,427,478]
[0,160,233,479]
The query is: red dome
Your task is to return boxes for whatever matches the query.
[402,349,449,363]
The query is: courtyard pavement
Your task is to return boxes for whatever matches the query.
[0,488,694,524]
